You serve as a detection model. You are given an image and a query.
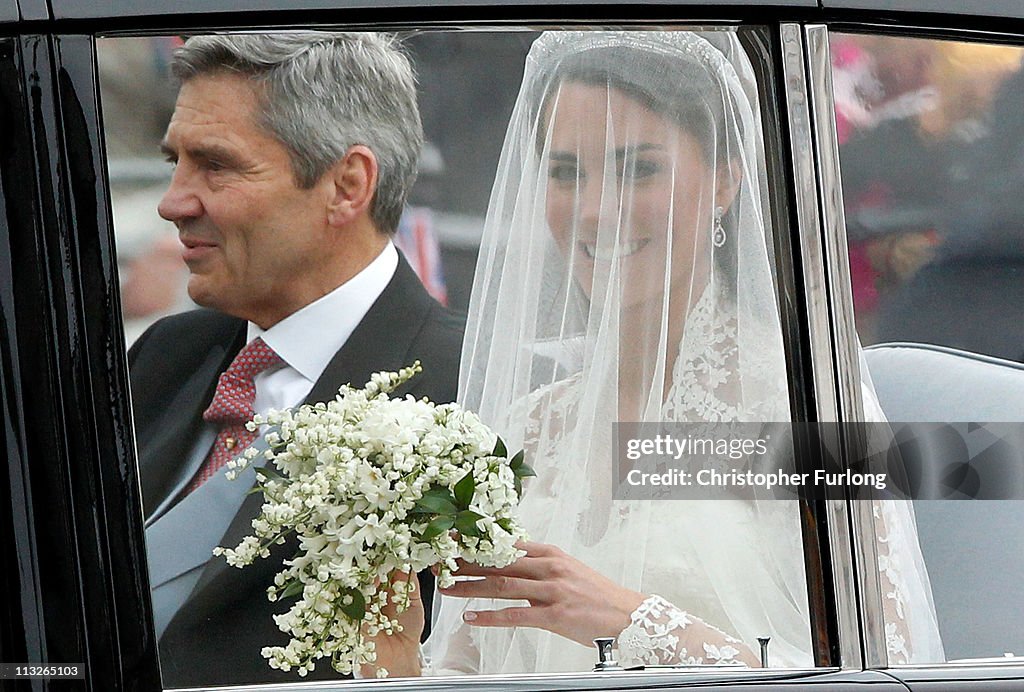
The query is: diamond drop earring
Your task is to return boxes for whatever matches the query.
[712,206,727,248]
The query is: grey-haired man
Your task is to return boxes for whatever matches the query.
[129,33,461,686]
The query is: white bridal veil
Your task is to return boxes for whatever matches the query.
[427,29,942,674]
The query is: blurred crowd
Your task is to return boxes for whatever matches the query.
[833,34,1024,360]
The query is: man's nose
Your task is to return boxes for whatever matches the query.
[157,167,203,223]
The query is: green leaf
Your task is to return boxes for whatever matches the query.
[514,476,523,499]
[411,491,458,516]
[340,588,366,621]
[513,460,536,479]
[453,471,475,509]
[280,579,304,600]
[496,517,513,533]
[454,510,484,538]
[245,485,264,496]
[254,466,285,481]
[420,515,455,541]
[509,449,525,471]
[492,436,508,458]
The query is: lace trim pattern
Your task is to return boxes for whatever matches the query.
[616,595,743,667]
[663,286,782,423]
[511,288,917,668]
[874,501,912,664]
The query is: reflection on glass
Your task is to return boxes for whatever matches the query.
[834,32,1024,663]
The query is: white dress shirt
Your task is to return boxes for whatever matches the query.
[247,242,398,415]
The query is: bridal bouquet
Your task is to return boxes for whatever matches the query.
[213,362,532,677]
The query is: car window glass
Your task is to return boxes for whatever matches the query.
[832,31,1024,664]
[97,28,825,687]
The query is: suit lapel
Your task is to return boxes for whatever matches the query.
[139,325,245,518]
[305,255,436,404]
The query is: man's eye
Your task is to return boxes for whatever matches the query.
[548,163,580,182]
[203,160,226,172]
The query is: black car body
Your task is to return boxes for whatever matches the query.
[4,0,1024,690]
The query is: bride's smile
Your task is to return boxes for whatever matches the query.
[578,237,650,261]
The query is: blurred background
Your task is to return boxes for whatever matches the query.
[831,33,1024,361]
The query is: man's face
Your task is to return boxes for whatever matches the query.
[158,72,335,327]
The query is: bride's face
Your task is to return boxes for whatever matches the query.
[543,81,717,312]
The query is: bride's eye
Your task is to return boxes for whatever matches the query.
[621,156,663,181]
[548,161,581,183]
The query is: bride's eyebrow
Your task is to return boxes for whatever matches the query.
[615,143,665,160]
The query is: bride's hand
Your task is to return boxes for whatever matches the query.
[359,570,423,678]
[437,540,646,647]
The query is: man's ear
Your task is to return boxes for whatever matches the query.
[326,145,378,228]
[714,157,743,212]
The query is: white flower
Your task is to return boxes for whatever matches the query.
[212,363,528,678]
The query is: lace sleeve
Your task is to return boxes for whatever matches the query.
[874,499,913,664]
[862,384,943,664]
[616,595,758,667]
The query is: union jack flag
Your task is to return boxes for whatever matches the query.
[394,206,448,306]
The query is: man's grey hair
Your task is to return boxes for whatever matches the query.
[172,32,423,235]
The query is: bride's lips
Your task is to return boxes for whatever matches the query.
[579,238,651,262]
[180,236,218,263]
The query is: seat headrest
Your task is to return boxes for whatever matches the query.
[864,342,1024,422]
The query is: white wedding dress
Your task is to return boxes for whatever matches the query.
[426,29,943,675]
[430,287,940,673]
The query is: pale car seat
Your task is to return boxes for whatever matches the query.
[863,342,1024,661]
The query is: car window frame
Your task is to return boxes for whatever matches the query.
[91,17,840,690]
[806,17,1024,679]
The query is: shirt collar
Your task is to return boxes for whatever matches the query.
[246,242,399,383]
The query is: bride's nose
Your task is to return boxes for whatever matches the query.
[575,171,619,233]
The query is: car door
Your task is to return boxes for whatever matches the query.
[0,15,162,690]
[3,0,990,690]
[809,1,1024,688]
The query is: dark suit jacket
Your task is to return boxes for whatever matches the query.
[128,256,463,687]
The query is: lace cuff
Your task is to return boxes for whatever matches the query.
[616,594,745,667]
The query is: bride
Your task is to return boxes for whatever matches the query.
[368,29,943,676]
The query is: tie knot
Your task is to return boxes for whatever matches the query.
[202,337,283,425]
[227,336,283,380]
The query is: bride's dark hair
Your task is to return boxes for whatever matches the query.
[532,44,739,165]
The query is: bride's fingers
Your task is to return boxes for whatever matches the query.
[514,540,560,557]
[438,574,554,602]
[450,554,556,580]
[450,561,543,581]
[447,541,559,574]
[461,604,545,629]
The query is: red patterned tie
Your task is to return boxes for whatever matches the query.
[185,337,283,493]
